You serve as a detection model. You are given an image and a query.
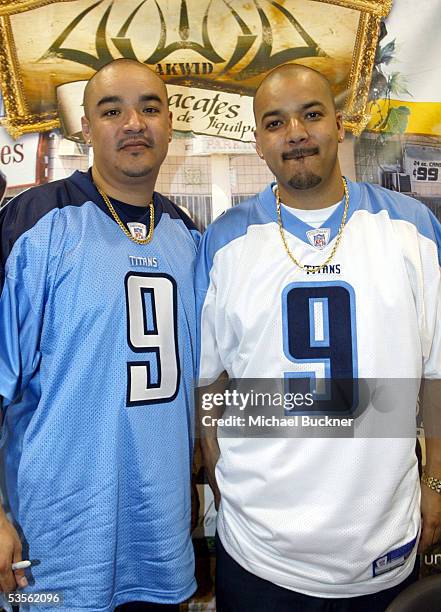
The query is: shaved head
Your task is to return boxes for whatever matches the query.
[254,64,336,118]
[253,62,345,207]
[80,57,172,203]
[83,59,168,119]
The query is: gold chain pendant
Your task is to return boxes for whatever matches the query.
[96,184,155,245]
[276,177,349,273]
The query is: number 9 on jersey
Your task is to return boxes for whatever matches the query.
[125,273,180,406]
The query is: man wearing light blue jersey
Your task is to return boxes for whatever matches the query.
[197,64,441,611]
[0,59,198,611]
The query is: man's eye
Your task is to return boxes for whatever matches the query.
[306,111,322,120]
[143,107,159,114]
[266,120,282,129]
[103,109,120,117]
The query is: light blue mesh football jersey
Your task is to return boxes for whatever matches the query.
[0,170,199,611]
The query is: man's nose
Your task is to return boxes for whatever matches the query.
[123,108,146,132]
[285,117,308,143]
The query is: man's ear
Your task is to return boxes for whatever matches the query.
[81,116,91,144]
[168,111,173,143]
[254,129,264,159]
[336,111,345,144]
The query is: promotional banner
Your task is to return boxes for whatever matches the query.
[404,145,441,186]
[0,0,391,138]
[367,0,441,136]
[0,127,41,188]
[57,81,255,142]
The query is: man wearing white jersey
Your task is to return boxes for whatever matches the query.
[196,64,441,611]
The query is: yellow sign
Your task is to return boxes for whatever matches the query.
[368,100,441,137]
[0,0,391,138]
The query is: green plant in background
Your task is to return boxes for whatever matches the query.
[380,105,410,134]
[369,27,412,136]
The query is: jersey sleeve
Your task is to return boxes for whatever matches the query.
[420,209,441,379]
[0,197,57,403]
[195,229,225,384]
[195,200,263,384]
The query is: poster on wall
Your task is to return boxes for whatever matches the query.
[359,0,441,209]
[367,0,441,137]
[404,145,441,186]
[0,0,391,140]
[57,80,256,142]
[0,127,42,189]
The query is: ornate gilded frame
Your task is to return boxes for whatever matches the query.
[0,0,392,138]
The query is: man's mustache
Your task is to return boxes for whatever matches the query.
[282,147,319,160]
[117,137,154,150]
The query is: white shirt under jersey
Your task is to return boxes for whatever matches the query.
[282,201,339,228]
[196,179,441,598]
[276,184,341,229]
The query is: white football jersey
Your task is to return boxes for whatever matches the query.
[196,179,441,597]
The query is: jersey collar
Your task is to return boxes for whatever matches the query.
[70,169,164,228]
[257,178,360,246]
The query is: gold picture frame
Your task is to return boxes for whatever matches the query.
[0,0,392,138]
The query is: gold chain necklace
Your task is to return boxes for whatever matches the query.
[96,184,154,245]
[276,177,349,273]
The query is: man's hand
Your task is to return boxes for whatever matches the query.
[0,513,28,592]
[198,372,227,511]
[419,379,441,552]
[419,482,441,552]
[191,472,200,532]
[201,437,221,510]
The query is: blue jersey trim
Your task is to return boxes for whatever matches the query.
[257,179,441,259]
[194,196,272,379]
[196,179,441,286]
[195,179,440,378]
[195,195,272,292]
[258,183,346,244]
[347,181,441,266]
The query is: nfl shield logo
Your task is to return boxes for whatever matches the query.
[376,556,388,568]
[127,222,147,240]
[306,228,330,250]
[314,233,326,248]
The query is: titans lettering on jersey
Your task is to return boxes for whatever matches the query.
[196,179,441,597]
[0,171,200,611]
[305,263,341,274]
[129,254,159,267]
